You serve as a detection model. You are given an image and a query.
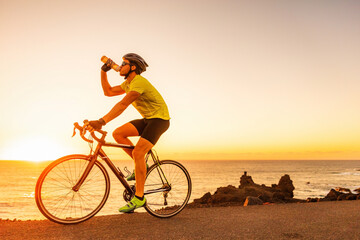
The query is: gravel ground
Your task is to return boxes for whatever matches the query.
[1,201,359,240]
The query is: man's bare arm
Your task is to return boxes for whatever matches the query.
[102,91,140,123]
[101,70,125,96]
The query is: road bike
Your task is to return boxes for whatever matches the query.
[35,122,192,224]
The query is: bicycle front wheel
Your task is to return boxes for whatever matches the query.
[35,154,110,224]
[144,160,191,218]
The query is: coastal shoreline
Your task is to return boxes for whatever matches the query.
[1,201,359,240]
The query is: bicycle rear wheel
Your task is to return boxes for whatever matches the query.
[144,160,191,218]
[35,154,110,224]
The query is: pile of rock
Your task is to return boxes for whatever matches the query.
[307,187,360,202]
[188,172,360,208]
[189,172,304,208]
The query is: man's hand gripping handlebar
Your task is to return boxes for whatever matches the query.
[73,120,107,144]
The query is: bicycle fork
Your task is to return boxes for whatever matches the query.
[72,155,97,192]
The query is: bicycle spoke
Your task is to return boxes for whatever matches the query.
[36,156,110,224]
[144,160,191,218]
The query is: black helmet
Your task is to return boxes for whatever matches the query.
[123,53,148,74]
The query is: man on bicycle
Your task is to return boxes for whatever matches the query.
[85,53,170,213]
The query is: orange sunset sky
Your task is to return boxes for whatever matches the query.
[0,0,359,161]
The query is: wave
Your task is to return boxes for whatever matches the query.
[0,203,14,207]
[335,172,360,176]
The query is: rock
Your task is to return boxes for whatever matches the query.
[345,194,357,200]
[354,188,360,194]
[258,192,272,202]
[244,196,263,206]
[278,174,295,198]
[212,185,245,203]
[337,194,348,201]
[306,198,320,202]
[244,186,260,196]
[239,171,255,187]
[194,192,212,204]
[273,192,285,201]
[325,189,342,201]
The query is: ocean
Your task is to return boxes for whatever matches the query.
[0,159,359,220]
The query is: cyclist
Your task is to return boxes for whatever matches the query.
[84,53,170,213]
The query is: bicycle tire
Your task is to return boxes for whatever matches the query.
[144,160,191,218]
[35,154,110,224]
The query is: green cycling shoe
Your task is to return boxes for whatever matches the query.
[126,163,150,181]
[119,196,146,213]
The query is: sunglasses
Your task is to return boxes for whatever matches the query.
[121,61,131,66]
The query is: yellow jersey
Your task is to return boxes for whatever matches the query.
[120,75,170,120]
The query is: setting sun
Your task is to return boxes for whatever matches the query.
[1,136,67,162]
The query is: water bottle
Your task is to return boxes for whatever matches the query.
[101,56,120,72]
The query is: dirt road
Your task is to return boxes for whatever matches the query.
[1,201,359,240]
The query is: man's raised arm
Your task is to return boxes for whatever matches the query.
[101,70,125,97]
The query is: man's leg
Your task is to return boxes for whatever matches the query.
[118,137,152,213]
[112,123,139,159]
[133,137,153,197]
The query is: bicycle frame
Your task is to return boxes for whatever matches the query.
[71,127,164,196]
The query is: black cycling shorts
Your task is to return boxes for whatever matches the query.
[129,118,170,145]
